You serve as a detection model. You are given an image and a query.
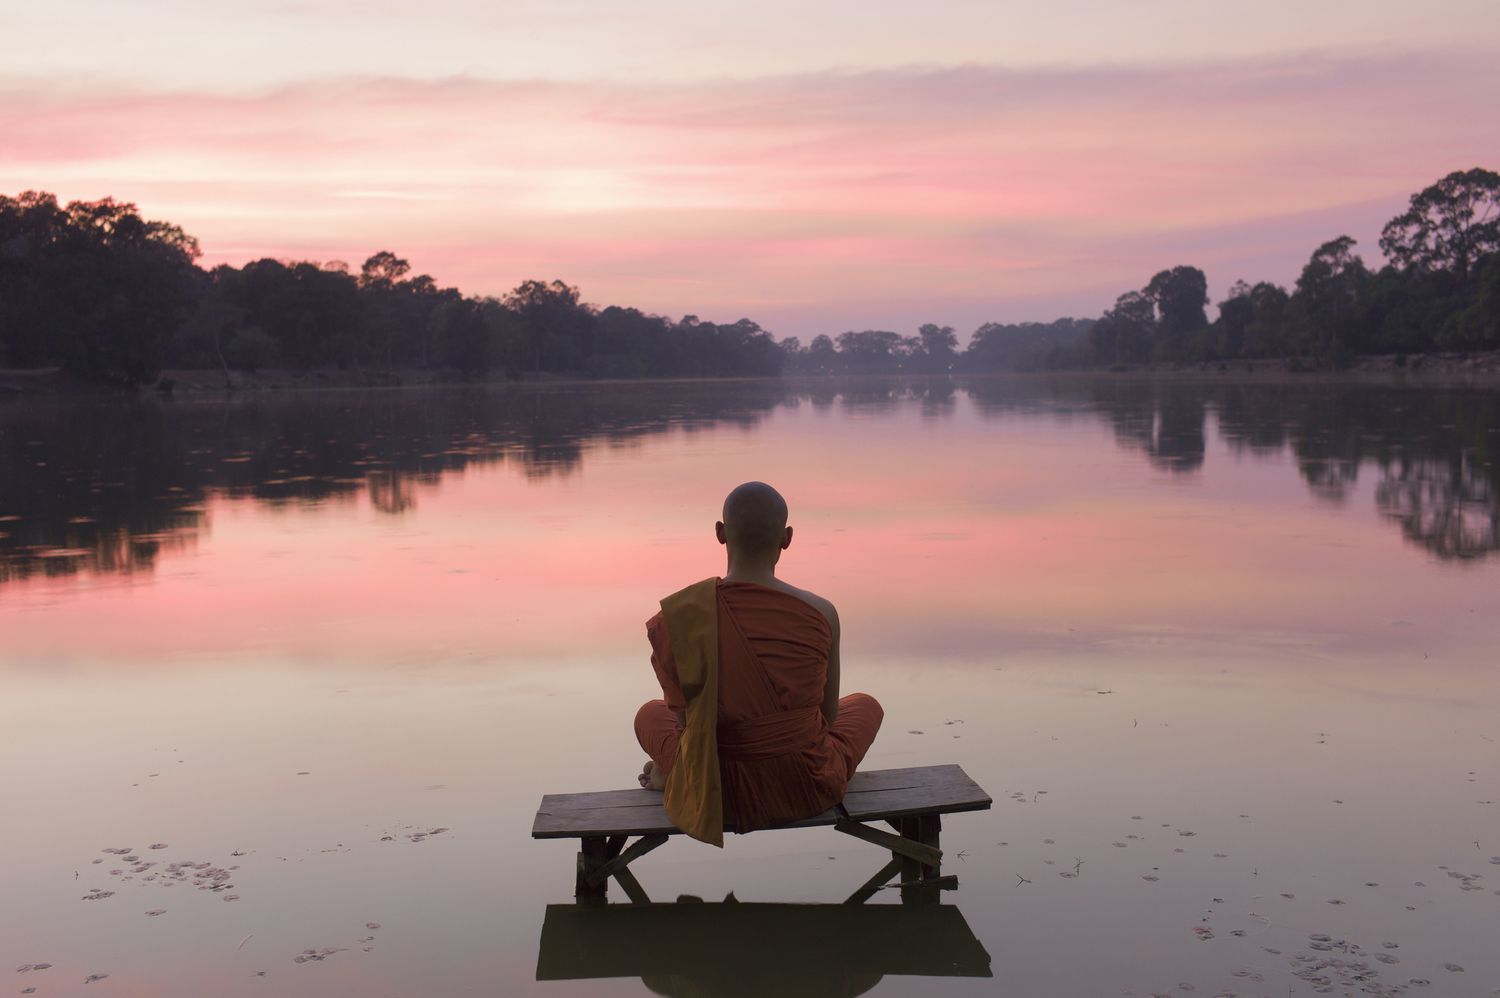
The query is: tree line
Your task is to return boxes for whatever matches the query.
[0,195,784,386]
[2,167,1495,386]
[775,318,1095,375]
[1078,168,1499,370]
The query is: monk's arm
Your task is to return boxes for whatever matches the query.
[821,604,841,725]
[646,611,688,716]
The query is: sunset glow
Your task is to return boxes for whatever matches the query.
[4,2,1499,336]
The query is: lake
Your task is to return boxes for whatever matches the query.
[2,375,1498,997]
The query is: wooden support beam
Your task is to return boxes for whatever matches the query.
[575,837,610,903]
[834,820,942,867]
[844,857,903,905]
[585,832,669,888]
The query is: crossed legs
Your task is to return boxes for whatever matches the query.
[633,692,884,788]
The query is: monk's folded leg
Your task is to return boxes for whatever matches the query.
[634,699,681,774]
[829,692,883,777]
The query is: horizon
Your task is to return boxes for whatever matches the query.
[4,1,1498,340]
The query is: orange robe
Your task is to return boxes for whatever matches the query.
[635,579,884,836]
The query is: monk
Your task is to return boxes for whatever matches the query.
[634,481,883,843]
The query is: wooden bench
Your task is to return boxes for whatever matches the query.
[531,764,991,905]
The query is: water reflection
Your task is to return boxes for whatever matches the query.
[1377,455,1499,559]
[2,377,1498,583]
[969,377,1500,560]
[0,382,796,582]
[535,900,992,996]
[1049,381,1207,473]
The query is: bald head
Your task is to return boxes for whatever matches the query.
[719,481,789,557]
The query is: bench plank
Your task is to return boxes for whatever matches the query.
[532,764,990,839]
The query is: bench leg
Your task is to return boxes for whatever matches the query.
[917,814,943,905]
[575,837,609,905]
[892,817,920,905]
[576,834,664,905]
[896,814,943,906]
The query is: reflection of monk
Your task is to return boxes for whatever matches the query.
[634,482,883,837]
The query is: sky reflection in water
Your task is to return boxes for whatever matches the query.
[1,377,1498,997]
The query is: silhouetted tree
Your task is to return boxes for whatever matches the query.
[1089,291,1156,366]
[0,191,70,366]
[961,318,1093,371]
[1293,236,1370,363]
[835,330,904,372]
[911,323,958,372]
[1448,252,1500,348]
[807,334,837,372]
[505,279,592,374]
[1144,265,1209,361]
[1217,280,1291,359]
[0,194,202,385]
[426,295,490,373]
[1379,168,1500,282]
[358,251,411,289]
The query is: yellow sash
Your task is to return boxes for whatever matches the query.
[660,577,724,847]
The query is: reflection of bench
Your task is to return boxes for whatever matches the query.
[531,764,991,905]
[536,900,993,984]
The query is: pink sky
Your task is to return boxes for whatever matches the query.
[3,2,1498,339]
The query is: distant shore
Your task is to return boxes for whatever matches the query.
[4,349,1500,398]
[1050,349,1500,385]
[0,366,791,397]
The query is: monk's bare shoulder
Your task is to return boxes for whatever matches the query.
[769,579,839,634]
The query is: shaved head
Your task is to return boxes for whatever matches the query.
[721,481,789,556]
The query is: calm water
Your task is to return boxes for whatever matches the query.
[2,376,1499,997]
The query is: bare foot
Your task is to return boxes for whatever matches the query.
[638,760,667,791]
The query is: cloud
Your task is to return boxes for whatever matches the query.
[1,50,1496,335]
[332,190,455,202]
